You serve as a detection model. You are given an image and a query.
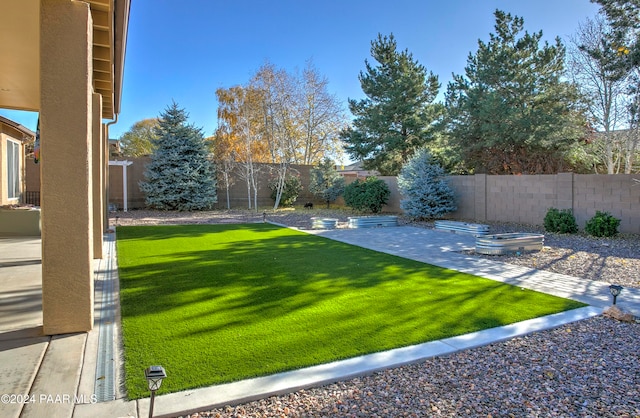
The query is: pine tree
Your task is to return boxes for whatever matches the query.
[341,33,442,176]
[308,157,345,208]
[445,10,587,174]
[594,0,639,68]
[398,148,456,219]
[139,102,217,210]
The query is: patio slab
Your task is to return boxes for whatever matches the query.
[0,332,49,418]
[0,237,42,332]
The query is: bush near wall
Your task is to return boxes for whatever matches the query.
[543,208,578,234]
[585,211,620,237]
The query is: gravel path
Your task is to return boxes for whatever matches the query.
[110,209,640,417]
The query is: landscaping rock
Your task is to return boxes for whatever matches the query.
[603,305,637,323]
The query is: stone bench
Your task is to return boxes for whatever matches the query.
[475,233,544,255]
[347,216,398,228]
[434,220,489,236]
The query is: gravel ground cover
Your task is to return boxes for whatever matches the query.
[111,209,640,417]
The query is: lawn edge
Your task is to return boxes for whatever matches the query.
[134,306,602,418]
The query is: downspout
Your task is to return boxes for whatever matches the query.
[105,113,118,131]
[104,114,118,229]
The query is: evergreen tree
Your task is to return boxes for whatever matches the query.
[593,0,639,68]
[308,157,346,208]
[139,102,217,210]
[445,10,587,174]
[398,148,456,219]
[268,175,302,207]
[341,33,442,176]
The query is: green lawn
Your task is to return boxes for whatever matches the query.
[116,223,585,399]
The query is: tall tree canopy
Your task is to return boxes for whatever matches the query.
[445,10,588,174]
[215,85,267,210]
[341,33,442,176]
[214,61,346,209]
[568,16,635,173]
[118,118,159,157]
[300,61,347,164]
[140,102,217,210]
[593,0,640,66]
[214,61,345,167]
[592,0,640,173]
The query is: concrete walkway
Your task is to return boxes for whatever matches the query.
[2,225,639,418]
[307,227,640,316]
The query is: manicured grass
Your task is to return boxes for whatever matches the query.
[116,223,586,399]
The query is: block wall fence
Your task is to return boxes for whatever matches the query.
[90,157,640,234]
[445,173,640,234]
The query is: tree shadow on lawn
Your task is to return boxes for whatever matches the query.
[116,223,584,397]
[118,224,538,316]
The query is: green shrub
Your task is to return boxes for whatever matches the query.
[543,208,578,234]
[268,175,302,207]
[585,211,620,237]
[309,158,346,208]
[343,177,390,213]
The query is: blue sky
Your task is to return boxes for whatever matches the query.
[2,0,601,142]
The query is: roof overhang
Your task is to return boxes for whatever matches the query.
[0,0,130,120]
[0,115,36,141]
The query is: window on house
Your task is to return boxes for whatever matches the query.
[7,139,20,199]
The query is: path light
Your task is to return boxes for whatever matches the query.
[145,365,166,418]
[609,284,623,305]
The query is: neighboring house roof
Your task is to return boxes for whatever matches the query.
[109,138,122,157]
[592,128,637,138]
[0,115,36,141]
[338,160,380,176]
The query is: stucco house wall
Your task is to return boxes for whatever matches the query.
[0,116,33,206]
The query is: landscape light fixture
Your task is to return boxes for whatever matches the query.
[145,365,166,418]
[609,284,623,305]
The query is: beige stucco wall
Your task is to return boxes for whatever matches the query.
[92,93,104,258]
[40,0,95,335]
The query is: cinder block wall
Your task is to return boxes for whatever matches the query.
[104,163,640,233]
[573,174,640,233]
[108,157,148,210]
[446,175,477,220]
[108,159,323,210]
[448,173,640,234]
[486,174,557,225]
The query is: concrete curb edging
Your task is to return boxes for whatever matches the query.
[128,306,600,418]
